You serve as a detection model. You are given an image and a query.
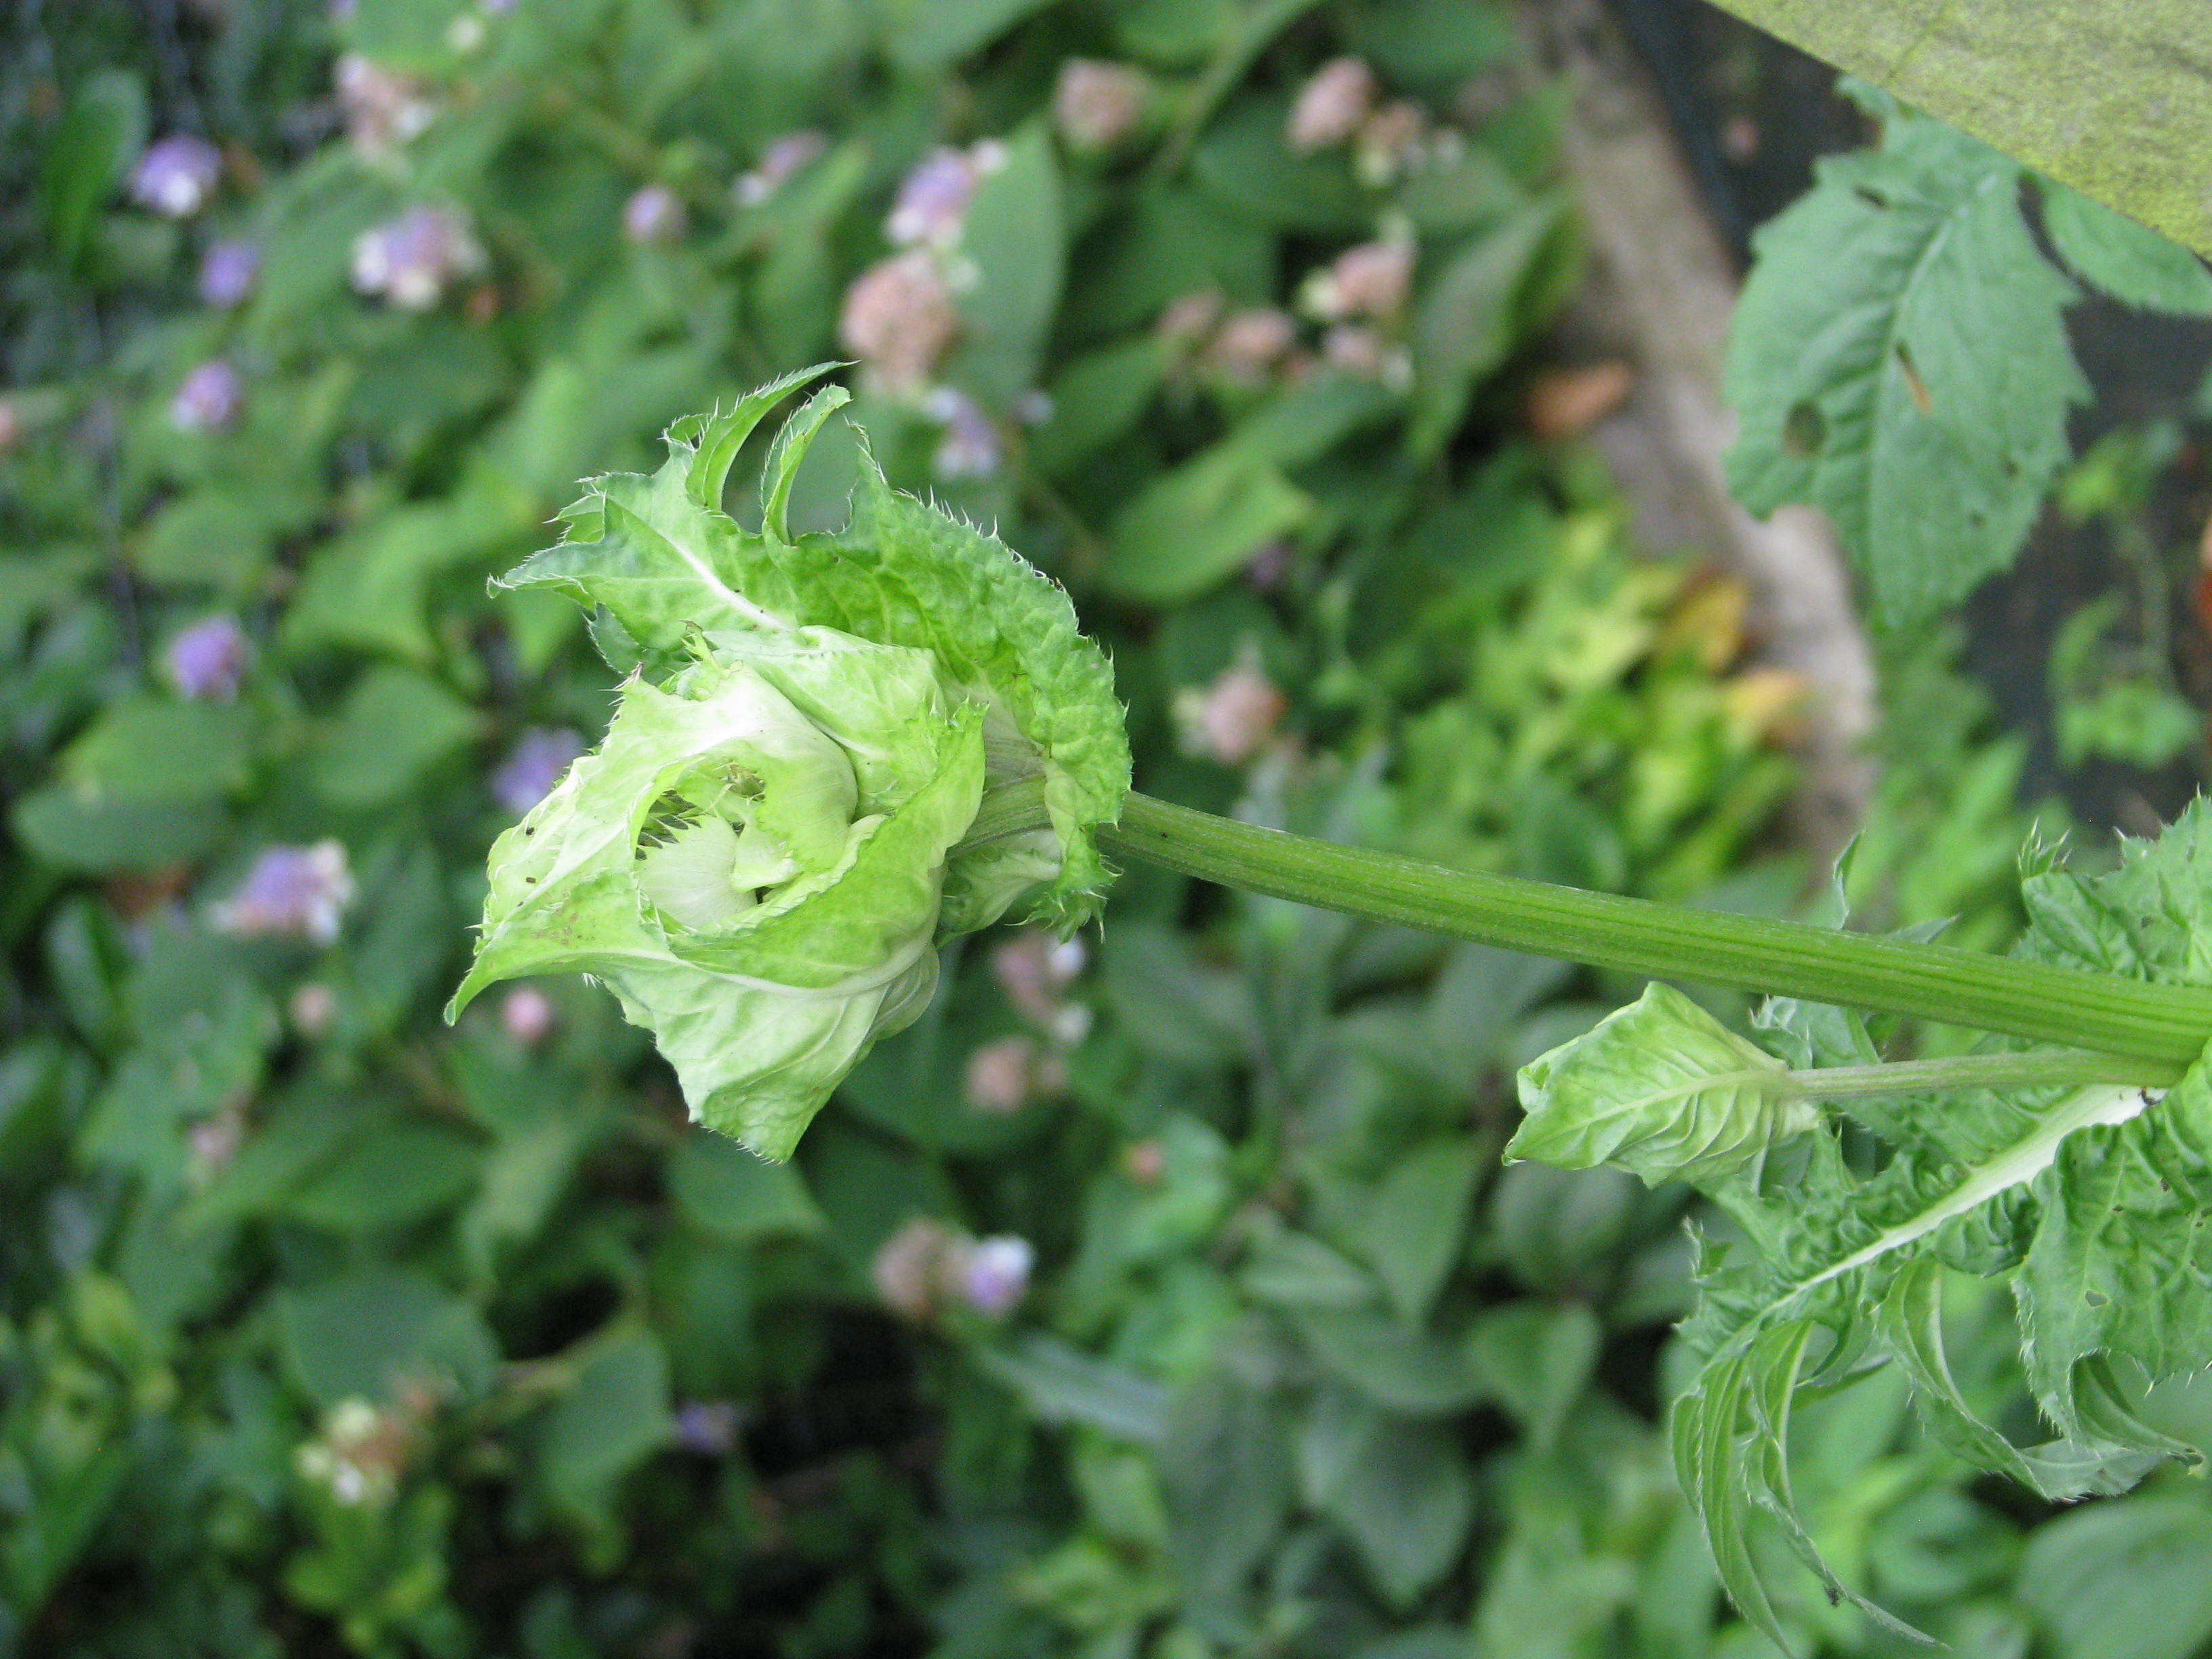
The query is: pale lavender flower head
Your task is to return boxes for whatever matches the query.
[198,239,260,308]
[491,726,584,814]
[872,1216,956,1321]
[957,1236,1033,1317]
[165,614,251,699]
[1288,58,1375,152]
[1203,308,1296,385]
[1174,661,1288,764]
[130,135,223,218]
[1303,235,1413,321]
[335,52,436,157]
[171,359,244,433]
[290,982,338,1037]
[621,184,687,245]
[962,1035,1067,1115]
[922,386,1000,480]
[671,1401,739,1455]
[733,129,825,206]
[1052,60,1150,152]
[887,142,1002,247]
[351,205,485,310]
[212,841,356,944]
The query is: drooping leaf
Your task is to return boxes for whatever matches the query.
[1509,982,1814,1189]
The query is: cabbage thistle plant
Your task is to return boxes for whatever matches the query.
[448,365,1128,1158]
[461,370,2212,1643]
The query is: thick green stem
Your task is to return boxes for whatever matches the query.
[1791,1050,2185,1099]
[1097,792,2212,1068]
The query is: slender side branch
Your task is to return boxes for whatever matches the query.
[1099,792,2212,1068]
[1791,1049,2186,1099]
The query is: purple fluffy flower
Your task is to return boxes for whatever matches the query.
[957,1236,1033,1317]
[198,239,260,308]
[351,205,485,311]
[671,1401,740,1455]
[491,726,584,814]
[170,359,243,433]
[129,135,223,218]
[165,615,251,700]
[921,386,1000,480]
[886,141,1002,248]
[211,842,356,944]
[622,184,686,245]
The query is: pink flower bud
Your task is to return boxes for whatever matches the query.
[872,1216,956,1320]
[501,985,555,1045]
[291,982,338,1037]
[1157,289,1224,346]
[1287,58,1375,152]
[1355,101,1429,186]
[838,251,957,395]
[962,1035,1067,1115]
[991,930,1084,1027]
[1052,60,1150,152]
[1204,308,1296,384]
[1123,1139,1166,1184]
[1304,236,1412,321]
[1174,662,1288,765]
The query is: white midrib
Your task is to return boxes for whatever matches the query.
[668,526,790,633]
[1749,1082,2152,1326]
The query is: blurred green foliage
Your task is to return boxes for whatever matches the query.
[2,2,2197,1658]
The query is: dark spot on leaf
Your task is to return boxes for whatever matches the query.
[2087,1290,2109,1307]
[1783,401,1826,458]
[1853,186,1889,209]
[1893,344,1934,415]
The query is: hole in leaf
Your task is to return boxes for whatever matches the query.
[1782,401,1826,457]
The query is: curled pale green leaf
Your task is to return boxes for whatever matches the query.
[1509,981,1817,1189]
[503,364,1130,930]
